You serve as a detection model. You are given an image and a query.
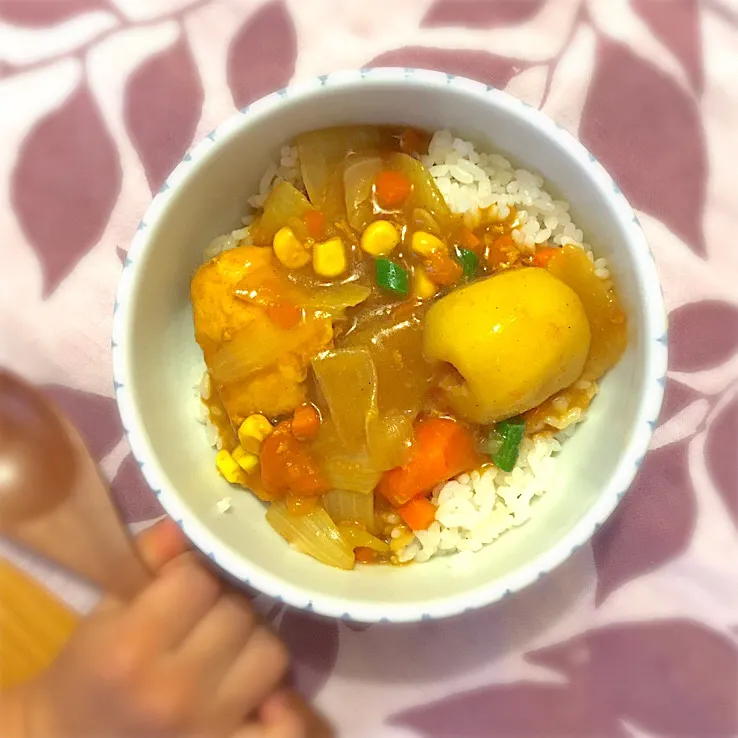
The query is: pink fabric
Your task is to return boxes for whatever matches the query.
[1,1,737,735]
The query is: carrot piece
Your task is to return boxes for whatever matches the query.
[398,498,437,531]
[266,303,302,329]
[303,210,326,240]
[377,418,481,507]
[533,246,560,268]
[375,170,412,209]
[355,546,375,564]
[292,403,321,441]
[260,421,328,497]
[458,227,481,252]
[424,250,463,286]
[486,233,519,269]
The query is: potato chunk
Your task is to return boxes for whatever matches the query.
[423,267,591,423]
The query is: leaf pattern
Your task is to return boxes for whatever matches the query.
[42,384,122,460]
[703,0,738,29]
[422,0,546,29]
[277,609,339,699]
[592,442,696,605]
[651,378,708,449]
[528,620,738,736]
[704,393,738,527]
[111,452,164,524]
[227,1,297,110]
[668,300,738,372]
[124,32,204,193]
[633,0,703,93]
[11,82,122,296]
[391,620,738,737]
[660,377,703,426]
[367,48,523,89]
[393,682,625,737]
[0,0,111,27]
[579,37,708,256]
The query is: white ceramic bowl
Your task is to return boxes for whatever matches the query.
[113,68,667,623]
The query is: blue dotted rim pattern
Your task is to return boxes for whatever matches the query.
[112,68,668,624]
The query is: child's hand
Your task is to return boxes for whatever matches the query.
[21,519,328,738]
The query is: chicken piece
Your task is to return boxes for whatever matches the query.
[191,246,271,356]
[191,246,333,425]
[217,353,318,424]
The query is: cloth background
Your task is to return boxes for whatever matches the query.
[0,1,737,736]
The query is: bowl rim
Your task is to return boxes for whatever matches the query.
[112,67,668,623]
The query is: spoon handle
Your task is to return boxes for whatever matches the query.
[6,484,151,601]
[22,414,152,601]
[0,370,152,601]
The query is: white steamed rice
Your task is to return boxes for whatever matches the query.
[397,433,560,566]
[197,130,611,565]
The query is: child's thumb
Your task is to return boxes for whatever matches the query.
[94,518,191,611]
[133,517,191,574]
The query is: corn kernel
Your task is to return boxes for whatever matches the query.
[215,449,244,485]
[238,414,273,454]
[313,236,347,278]
[232,446,259,473]
[411,230,447,257]
[273,226,310,269]
[360,220,400,257]
[390,531,416,552]
[413,266,437,299]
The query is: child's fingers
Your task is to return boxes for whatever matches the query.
[232,690,333,738]
[124,561,221,651]
[231,707,306,738]
[134,517,191,573]
[231,717,304,738]
[175,592,257,685]
[215,626,290,723]
[93,519,192,613]
[263,691,335,738]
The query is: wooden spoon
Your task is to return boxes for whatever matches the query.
[0,370,151,600]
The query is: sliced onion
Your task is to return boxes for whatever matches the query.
[296,126,386,210]
[266,501,355,570]
[311,420,382,494]
[250,180,315,245]
[388,152,453,230]
[343,302,435,418]
[338,525,389,553]
[312,348,378,452]
[366,411,414,471]
[323,489,375,530]
[343,156,383,230]
[322,455,382,495]
[412,207,442,236]
[303,283,372,318]
[236,270,369,318]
